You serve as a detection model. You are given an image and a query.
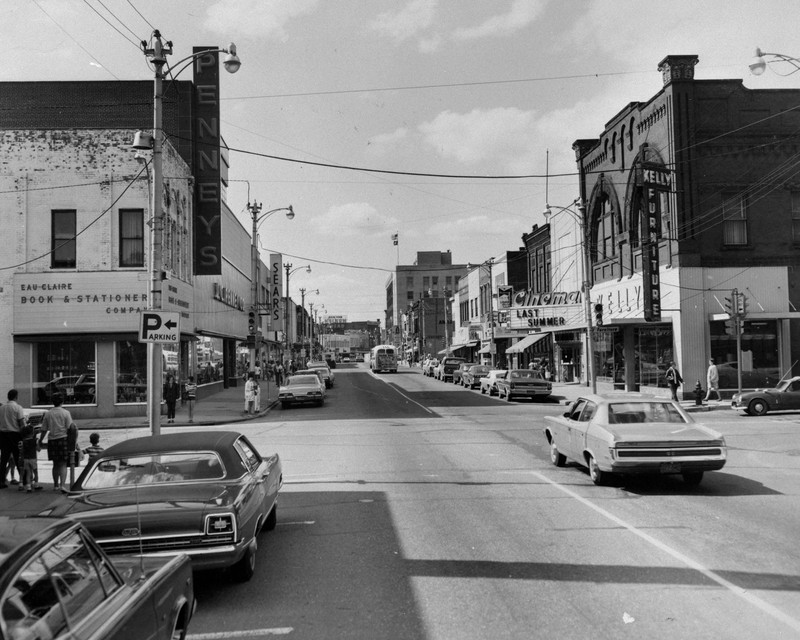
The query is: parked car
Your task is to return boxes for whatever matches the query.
[461,364,491,389]
[279,374,326,408]
[355,354,365,362]
[452,362,475,385]
[423,358,439,377]
[543,395,727,486]
[43,430,282,583]
[496,369,552,401]
[731,376,800,416]
[37,374,96,405]
[307,363,335,388]
[434,356,466,382]
[0,516,195,640]
[294,368,326,387]
[479,370,507,396]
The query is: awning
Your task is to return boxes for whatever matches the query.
[451,340,479,351]
[506,333,548,354]
[477,344,492,354]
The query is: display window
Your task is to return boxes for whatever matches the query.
[635,326,673,388]
[115,340,180,403]
[33,341,97,405]
[709,319,779,388]
[196,337,224,384]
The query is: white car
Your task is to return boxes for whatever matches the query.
[479,370,507,396]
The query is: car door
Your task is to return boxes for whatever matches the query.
[233,437,268,538]
[558,398,588,459]
[571,400,598,457]
[781,379,800,410]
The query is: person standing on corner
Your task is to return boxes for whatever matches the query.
[184,376,197,423]
[665,361,683,402]
[705,358,721,402]
[163,374,180,424]
[37,393,75,492]
[0,389,26,489]
[244,373,258,415]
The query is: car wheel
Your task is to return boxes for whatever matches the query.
[505,391,513,402]
[480,387,486,394]
[169,605,190,640]
[265,503,277,531]
[550,440,566,467]
[232,541,256,582]
[587,455,607,485]
[682,472,704,486]
[281,402,290,409]
[748,399,768,416]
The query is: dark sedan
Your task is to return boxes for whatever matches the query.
[461,364,491,389]
[43,430,282,583]
[731,376,800,416]
[0,516,195,640]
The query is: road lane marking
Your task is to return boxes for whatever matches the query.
[188,629,293,638]
[368,372,434,414]
[533,471,800,634]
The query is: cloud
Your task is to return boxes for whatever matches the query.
[367,127,410,153]
[311,203,399,237]
[204,0,319,40]
[368,0,438,43]
[452,0,548,41]
[418,107,539,169]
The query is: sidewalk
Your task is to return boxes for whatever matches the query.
[547,381,725,413]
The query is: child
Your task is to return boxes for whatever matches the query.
[184,376,197,423]
[18,422,42,492]
[83,432,104,460]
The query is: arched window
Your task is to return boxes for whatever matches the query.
[593,193,616,262]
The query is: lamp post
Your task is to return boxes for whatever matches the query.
[749,48,800,76]
[248,202,294,374]
[134,30,240,436]
[543,199,596,394]
[284,263,311,360]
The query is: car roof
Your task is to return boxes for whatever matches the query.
[100,430,242,457]
[0,517,77,565]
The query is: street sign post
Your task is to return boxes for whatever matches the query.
[139,311,180,343]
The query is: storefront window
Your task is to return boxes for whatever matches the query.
[709,320,779,388]
[33,341,96,405]
[196,337,224,384]
[116,341,147,403]
[594,329,620,385]
[636,326,673,388]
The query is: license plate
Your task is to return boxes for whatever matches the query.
[65,387,74,396]
[660,461,681,474]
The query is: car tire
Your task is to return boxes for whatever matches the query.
[748,399,768,416]
[550,440,566,467]
[587,455,607,485]
[682,472,704,486]
[232,541,256,582]
[281,402,290,409]
[265,503,277,531]
[480,387,486,394]
[505,391,513,402]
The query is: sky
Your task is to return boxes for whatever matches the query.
[5,0,800,321]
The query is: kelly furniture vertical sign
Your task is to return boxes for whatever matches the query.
[640,161,670,322]
[193,47,222,275]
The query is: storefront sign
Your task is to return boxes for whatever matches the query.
[212,282,245,310]
[512,290,582,307]
[508,305,583,331]
[640,161,669,322]
[193,48,222,275]
[498,285,514,309]
[269,254,283,329]
[13,273,148,333]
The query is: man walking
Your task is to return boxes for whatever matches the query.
[705,358,721,402]
[665,361,683,401]
[0,389,26,489]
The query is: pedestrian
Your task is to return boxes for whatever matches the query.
[37,393,76,492]
[0,389,26,489]
[83,432,104,461]
[184,376,197,423]
[254,363,262,380]
[163,373,180,423]
[665,361,683,401]
[705,358,721,402]
[18,420,42,492]
[244,373,258,415]
[275,362,284,387]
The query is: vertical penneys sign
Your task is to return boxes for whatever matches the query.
[639,161,670,322]
[193,47,222,275]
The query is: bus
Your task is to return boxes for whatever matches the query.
[370,344,398,373]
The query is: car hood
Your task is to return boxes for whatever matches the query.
[603,422,723,443]
[44,483,235,536]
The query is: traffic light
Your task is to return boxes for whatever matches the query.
[724,288,738,317]
[724,318,735,335]
[593,303,603,326]
[736,292,748,318]
[248,308,257,334]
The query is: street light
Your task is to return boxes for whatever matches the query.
[749,48,800,76]
[543,199,597,394]
[298,288,319,359]
[247,202,294,375]
[284,263,311,360]
[133,30,240,436]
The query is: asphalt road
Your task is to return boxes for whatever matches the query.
[180,364,800,640]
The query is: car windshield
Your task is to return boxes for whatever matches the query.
[607,402,688,424]
[82,452,224,488]
[289,375,318,385]
[510,371,544,380]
